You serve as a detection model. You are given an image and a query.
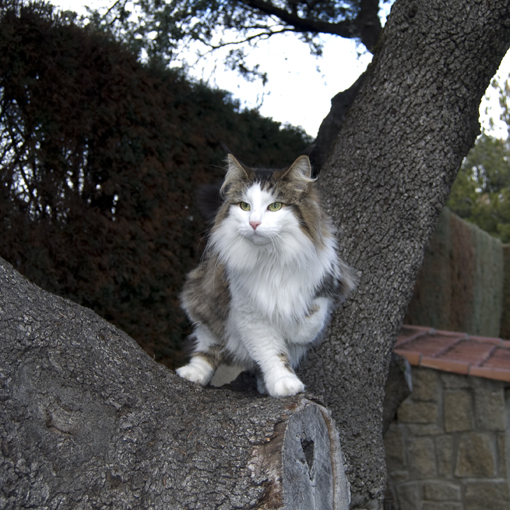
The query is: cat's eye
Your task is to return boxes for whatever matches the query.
[239,202,251,211]
[268,202,283,212]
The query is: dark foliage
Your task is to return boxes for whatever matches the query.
[0,0,311,366]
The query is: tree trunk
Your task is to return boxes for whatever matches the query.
[309,72,366,174]
[299,0,510,508]
[0,257,349,509]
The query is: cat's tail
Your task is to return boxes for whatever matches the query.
[337,258,359,305]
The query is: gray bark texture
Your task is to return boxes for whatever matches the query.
[309,72,366,174]
[298,0,510,508]
[0,257,350,509]
[2,1,510,510]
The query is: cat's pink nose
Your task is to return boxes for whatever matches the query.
[250,220,261,230]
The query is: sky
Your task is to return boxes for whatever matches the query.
[50,0,510,139]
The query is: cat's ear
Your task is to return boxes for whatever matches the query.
[281,155,315,187]
[221,154,249,195]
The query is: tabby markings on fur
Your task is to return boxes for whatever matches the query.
[176,153,356,397]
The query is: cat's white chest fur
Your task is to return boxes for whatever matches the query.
[224,232,335,327]
[211,183,335,325]
[177,154,355,398]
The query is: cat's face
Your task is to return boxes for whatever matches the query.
[216,154,319,247]
[229,181,295,246]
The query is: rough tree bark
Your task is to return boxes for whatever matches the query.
[2,1,510,509]
[299,0,510,508]
[309,72,366,174]
[0,257,350,509]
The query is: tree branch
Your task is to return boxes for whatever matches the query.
[239,0,360,39]
[238,0,382,51]
[356,0,383,50]
[0,256,351,509]
[197,26,298,53]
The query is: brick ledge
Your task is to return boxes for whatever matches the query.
[395,325,510,382]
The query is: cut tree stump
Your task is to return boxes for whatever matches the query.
[0,257,350,510]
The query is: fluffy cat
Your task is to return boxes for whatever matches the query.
[176,153,356,397]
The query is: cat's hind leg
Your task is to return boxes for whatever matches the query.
[291,297,330,344]
[176,325,223,386]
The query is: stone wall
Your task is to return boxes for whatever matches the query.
[385,366,510,509]
[404,208,505,338]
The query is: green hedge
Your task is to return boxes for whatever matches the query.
[0,0,311,366]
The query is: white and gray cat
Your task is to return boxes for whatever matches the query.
[176,153,356,397]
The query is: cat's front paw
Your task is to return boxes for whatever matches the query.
[176,358,214,386]
[267,375,305,398]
